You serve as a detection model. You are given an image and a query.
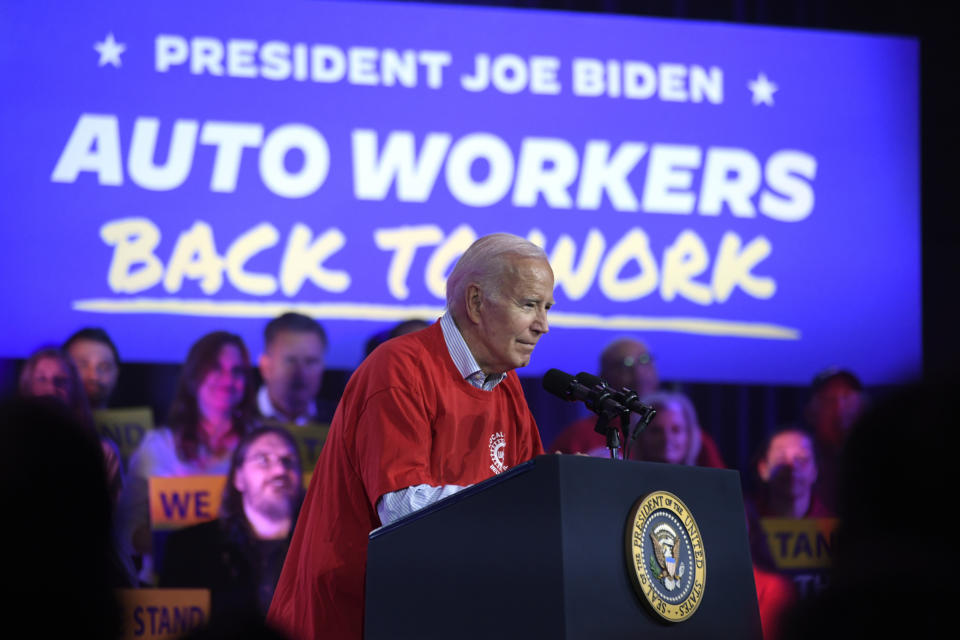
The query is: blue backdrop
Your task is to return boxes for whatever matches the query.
[0,0,920,384]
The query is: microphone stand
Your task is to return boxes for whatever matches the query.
[541,369,643,461]
[592,406,631,460]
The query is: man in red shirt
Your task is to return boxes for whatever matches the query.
[268,233,554,640]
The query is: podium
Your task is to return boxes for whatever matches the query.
[365,454,761,639]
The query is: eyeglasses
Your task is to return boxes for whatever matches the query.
[618,354,653,368]
[244,451,298,471]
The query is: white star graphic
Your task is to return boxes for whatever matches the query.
[94,32,126,68]
[748,72,778,106]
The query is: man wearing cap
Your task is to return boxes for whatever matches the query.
[804,367,866,510]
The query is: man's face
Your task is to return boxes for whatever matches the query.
[470,257,554,375]
[196,343,247,421]
[259,331,325,417]
[601,340,659,396]
[638,404,689,464]
[807,378,863,450]
[67,339,118,408]
[234,432,300,521]
[28,357,72,403]
[758,431,818,499]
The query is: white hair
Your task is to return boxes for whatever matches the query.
[446,233,547,314]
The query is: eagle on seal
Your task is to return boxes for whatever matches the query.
[650,531,682,589]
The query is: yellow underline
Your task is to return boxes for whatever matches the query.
[72,297,800,340]
[550,311,799,340]
[73,298,446,321]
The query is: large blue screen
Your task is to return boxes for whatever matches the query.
[0,0,920,384]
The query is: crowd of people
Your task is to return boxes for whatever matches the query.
[8,312,334,619]
[3,231,931,639]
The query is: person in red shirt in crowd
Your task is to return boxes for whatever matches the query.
[549,338,726,467]
[751,555,798,639]
[803,367,865,511]
[268,233,554,640]
[746,427,833,638]
[753,428,832,518]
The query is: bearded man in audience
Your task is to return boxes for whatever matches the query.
[160,426,304,621]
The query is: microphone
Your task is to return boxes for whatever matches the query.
[542,369,628,416]
[575,372,656,417]
[575,372,657,442]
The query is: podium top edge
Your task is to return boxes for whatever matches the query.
[369,457,538,540]
[368,455,739,541]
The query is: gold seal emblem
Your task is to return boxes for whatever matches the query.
[625,491,706,622]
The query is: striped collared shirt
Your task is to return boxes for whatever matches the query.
[440,311,506,391]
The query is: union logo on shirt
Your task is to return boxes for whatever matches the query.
[489,431,507,474]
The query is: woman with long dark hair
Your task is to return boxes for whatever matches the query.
[119,331,257,568]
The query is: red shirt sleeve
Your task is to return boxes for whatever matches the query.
[356,384,439,508]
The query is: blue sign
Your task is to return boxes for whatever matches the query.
[0,0,920,384]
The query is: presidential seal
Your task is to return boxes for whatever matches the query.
[625,491,706,622]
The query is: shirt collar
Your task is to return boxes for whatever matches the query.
[440,311,506,391]
[257,385,316,426]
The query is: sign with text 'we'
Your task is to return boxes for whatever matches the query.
[148,475,226,531]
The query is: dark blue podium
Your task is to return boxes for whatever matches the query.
[365,454,761,639]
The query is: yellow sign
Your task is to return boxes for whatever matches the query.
[760,517,838,570]
[94,407,155,462]
[148,475,227,531]
[625,491,706,623]
[280,422,330,470]
[116,588,209,639]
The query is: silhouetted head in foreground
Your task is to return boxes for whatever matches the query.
[0,395,121,638]
[782,379,949,638]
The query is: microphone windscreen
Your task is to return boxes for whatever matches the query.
[542,368,575,398]
[576,372,604,388]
